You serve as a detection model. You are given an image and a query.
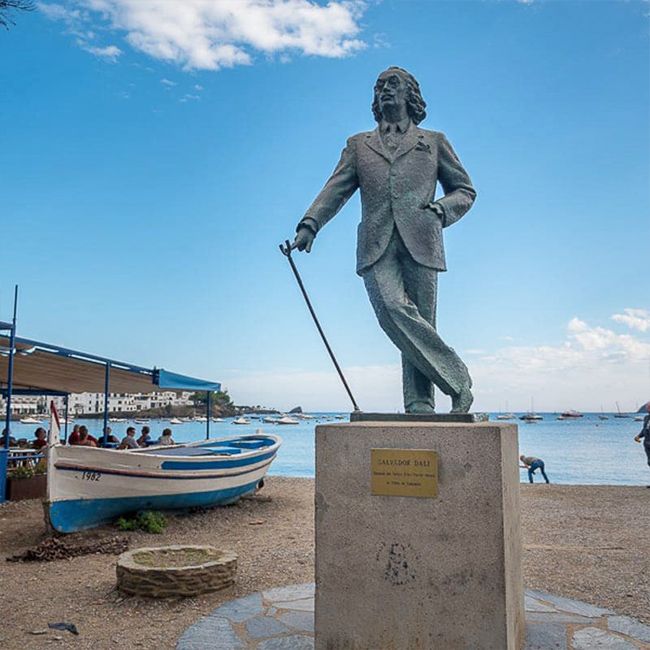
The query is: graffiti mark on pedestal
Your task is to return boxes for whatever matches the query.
[377,542,417,586]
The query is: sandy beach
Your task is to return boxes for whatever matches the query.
[1,478,648,649]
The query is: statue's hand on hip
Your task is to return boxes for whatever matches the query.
[292,226,315,253]
[426,202,445,223]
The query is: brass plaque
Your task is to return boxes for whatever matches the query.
[371,448,438,498]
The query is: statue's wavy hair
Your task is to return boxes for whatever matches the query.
[372,67,427,125]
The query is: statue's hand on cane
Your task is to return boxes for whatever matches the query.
[291,225,315,253]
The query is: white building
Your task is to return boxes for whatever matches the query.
[68,391,195,415]
[0,395,48,416]
[0,391,195,417]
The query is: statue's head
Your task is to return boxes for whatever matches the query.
[372,66,427,125]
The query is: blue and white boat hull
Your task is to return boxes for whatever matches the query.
[45,434,281,533]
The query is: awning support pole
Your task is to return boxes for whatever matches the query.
[3,286,18,450]
[206,391,211,440]
[1,286,18,504]
[64,394,69,443]
[102,362,111,446]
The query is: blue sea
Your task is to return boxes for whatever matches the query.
[8,413,649,486]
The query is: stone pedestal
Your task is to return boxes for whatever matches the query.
[315,421,524,650]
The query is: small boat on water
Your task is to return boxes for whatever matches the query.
[520,398,542,422]
[46,432,282,533]
[233,417,250,425]
[614,402,630,418]
[263,417,278,424]
[496,413,516,420]
[520,413,543,422]
[212,417,224,423]
[168,418,183,425]
[275,416,299,425]
[194,416,208,423]
[560,410,583,418]
[19,416,43,424]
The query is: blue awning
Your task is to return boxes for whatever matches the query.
[155,369,221,392]
[0,335,221,395]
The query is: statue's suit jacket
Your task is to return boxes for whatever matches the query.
[299,124,476,275]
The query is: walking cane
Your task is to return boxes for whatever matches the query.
[279,240,361,413]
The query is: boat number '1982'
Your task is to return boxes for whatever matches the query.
[81,471,101,481]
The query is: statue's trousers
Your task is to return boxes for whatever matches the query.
[362,231,471,409]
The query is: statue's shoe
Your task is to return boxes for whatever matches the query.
[405,401,436,414]
[450,386,473,413]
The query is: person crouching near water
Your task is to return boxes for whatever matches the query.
[158,428,175,446]
[634,403,650,486]
[520,455,550,484]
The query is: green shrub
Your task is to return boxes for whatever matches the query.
[8,465,35,479]
[33,459,47,475]
[116,516,138,531]
[116,510,167,534]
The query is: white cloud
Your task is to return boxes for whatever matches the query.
[160,78,176,86]
[38,2,81,22]
[221,313,650,413]
[611,308,650,333]
[41,0,367,70]
[179,93,201,103]
[39,2,121,60]
[469,316,650,412]
[81,43,122,60]
[194,84,203,91]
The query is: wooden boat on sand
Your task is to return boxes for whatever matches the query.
[46,430,281,533]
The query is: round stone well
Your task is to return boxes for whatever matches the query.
[116,545,237,598]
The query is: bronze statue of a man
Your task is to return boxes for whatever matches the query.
[291,67,476,413]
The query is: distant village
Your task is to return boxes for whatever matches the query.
[0,391,277,419]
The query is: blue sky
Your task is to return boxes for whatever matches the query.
[1,0,649,412]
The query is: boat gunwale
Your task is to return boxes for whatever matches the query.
[50,433,282,462]
[52,456,276,480]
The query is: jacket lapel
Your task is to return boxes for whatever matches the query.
[393,124,420,161]
[364,129,391,163]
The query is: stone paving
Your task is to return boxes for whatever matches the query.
[177,583,650,649]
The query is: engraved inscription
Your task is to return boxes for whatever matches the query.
[371,448,438,498]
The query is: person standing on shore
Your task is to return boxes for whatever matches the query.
[520,455,550,484]
[633,403,650,485]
